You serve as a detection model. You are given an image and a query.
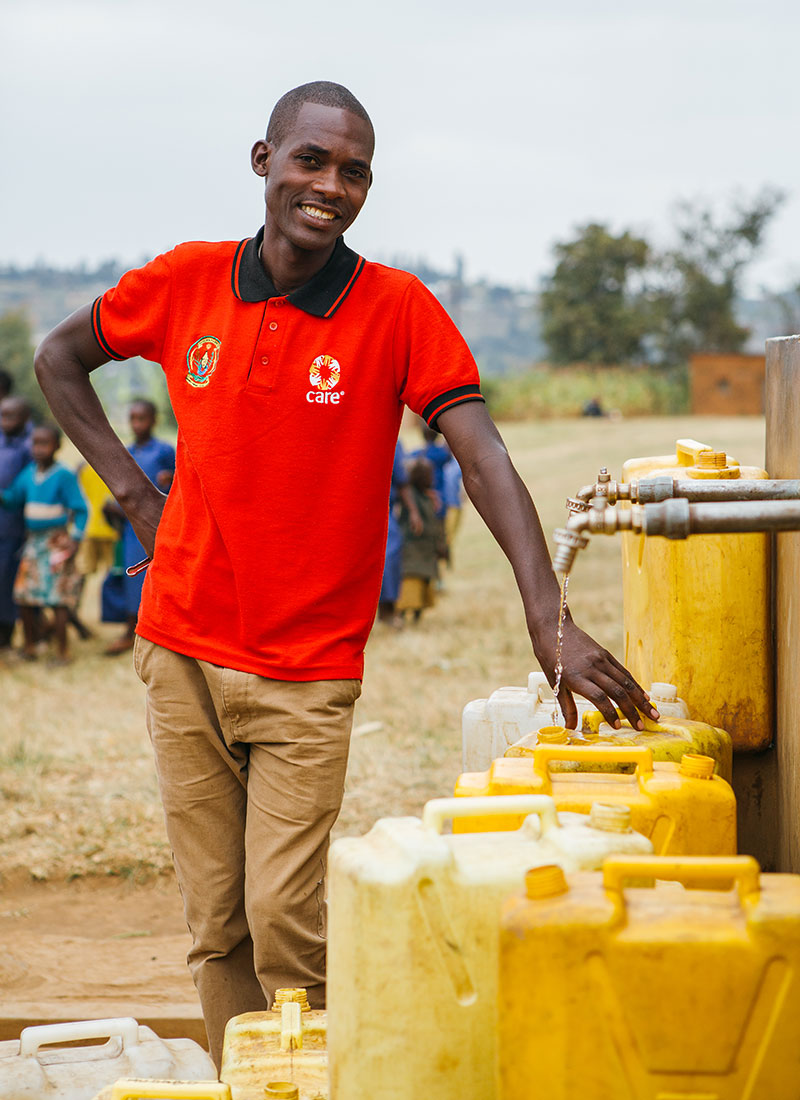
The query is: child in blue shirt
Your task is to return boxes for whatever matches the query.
[0,424,88,662]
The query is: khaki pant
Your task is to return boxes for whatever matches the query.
[133,636,360,1066]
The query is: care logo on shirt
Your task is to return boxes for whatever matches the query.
[186,336,221,388]
[306,354,345,406]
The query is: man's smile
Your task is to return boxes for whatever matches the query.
[299,203,338,222]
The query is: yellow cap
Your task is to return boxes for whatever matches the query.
[679,753,715,780]
[537,726,570,744]
[273,988,310,1012]
[265,1085,299,1099]
[525,864,569,899]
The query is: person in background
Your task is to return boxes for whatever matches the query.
[74,461,120,629]
[412,423,451,518]
[377,440,422,627]
[0,397,33,649]
[442,452,464,569]
[0,424,87,663]
[395,457,447,623]
[105,399,174,655]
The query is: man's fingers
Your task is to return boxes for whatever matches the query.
[573,669,644,731]
[556,686,578,730]
[603,654,660,720]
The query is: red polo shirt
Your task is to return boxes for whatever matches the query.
[93,230,483,680]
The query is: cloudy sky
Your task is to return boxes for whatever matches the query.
[3,0,798,293]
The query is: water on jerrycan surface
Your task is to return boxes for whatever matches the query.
[506,691,733,783]
[499,855,800,1099]
[0,1017,216,1100]
[621,438,771,752]
[453,744,737,855]
[327,794,652,1100]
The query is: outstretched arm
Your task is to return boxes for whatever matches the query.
[34,304,166,557]
[438,400,657,730]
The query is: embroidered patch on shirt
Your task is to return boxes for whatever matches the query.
[186,336,221,388]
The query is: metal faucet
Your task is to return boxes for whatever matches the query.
[553,497,800,576]
[568,471,800,513]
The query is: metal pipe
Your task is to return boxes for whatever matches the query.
[570,473,800,509]
[552,498,800,575]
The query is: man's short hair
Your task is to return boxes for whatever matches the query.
[266,81,374,150]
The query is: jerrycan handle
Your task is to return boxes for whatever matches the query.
[111,1082,231,1100]
[423,795,559,834]
[19,1017,140,1057]
[675,439,714,465]
[603,855,761,909]
[533,744,654,779]
[582,708,662,734]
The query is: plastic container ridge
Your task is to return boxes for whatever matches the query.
[327,794,652,1100]
[461,672,594,772]
[621,438,772,752]
[507,707,733,782]
[220,996,327,1100]
[454,744,737,855]
[0,1019,216,1100]
[499,854,800,1098]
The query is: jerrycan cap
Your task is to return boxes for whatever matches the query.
[649,682,677,702]
[537,725,570,744]
[526,864,569,899]
[679,753,715,780]
[589,802,632,832]
[265,1085,299,1099]
[273,987,311,1012]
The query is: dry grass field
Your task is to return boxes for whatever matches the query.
[0,415,766,886]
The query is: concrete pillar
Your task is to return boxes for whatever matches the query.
[763,336,800,871]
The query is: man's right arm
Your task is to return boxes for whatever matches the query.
[34,304,167,557]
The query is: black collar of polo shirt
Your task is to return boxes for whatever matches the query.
[231,226,365,318]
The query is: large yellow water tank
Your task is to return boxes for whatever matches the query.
[454,744,737,855]
[621,438,771,751]
[498,855,800,1098]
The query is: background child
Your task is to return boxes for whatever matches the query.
[395,457,447,623]
[0,396,33,649]
[0,424,88,662]
[105,398,175,655]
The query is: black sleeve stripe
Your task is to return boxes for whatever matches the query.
[91,297,126,361]
[429,394,485,430]
[422,384,483,425]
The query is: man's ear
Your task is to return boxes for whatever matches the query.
[251,140,274,178]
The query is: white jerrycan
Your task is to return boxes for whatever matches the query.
[462,671,594,771]
[328,794,652,1100]
[0,1018,216,1100]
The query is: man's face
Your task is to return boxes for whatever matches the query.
[252,102,373,254]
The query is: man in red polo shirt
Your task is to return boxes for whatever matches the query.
[35,81,657,1063]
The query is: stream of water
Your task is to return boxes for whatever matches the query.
[550,574,570,724]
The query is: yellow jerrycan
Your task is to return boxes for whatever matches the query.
[454,744,737,855]
[327,794,652,1100]
[498,855,800,1099]
[102,1084,231,1100]
[508,705,733,782]
[621,438,771,751]
[220,989,327,1100]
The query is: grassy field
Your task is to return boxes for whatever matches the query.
[0,416,766,884]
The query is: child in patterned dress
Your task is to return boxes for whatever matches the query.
[0,424,87,662]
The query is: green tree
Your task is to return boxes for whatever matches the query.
[539,224,653,365]
[653,188,785,363]
[0,308,46,417]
